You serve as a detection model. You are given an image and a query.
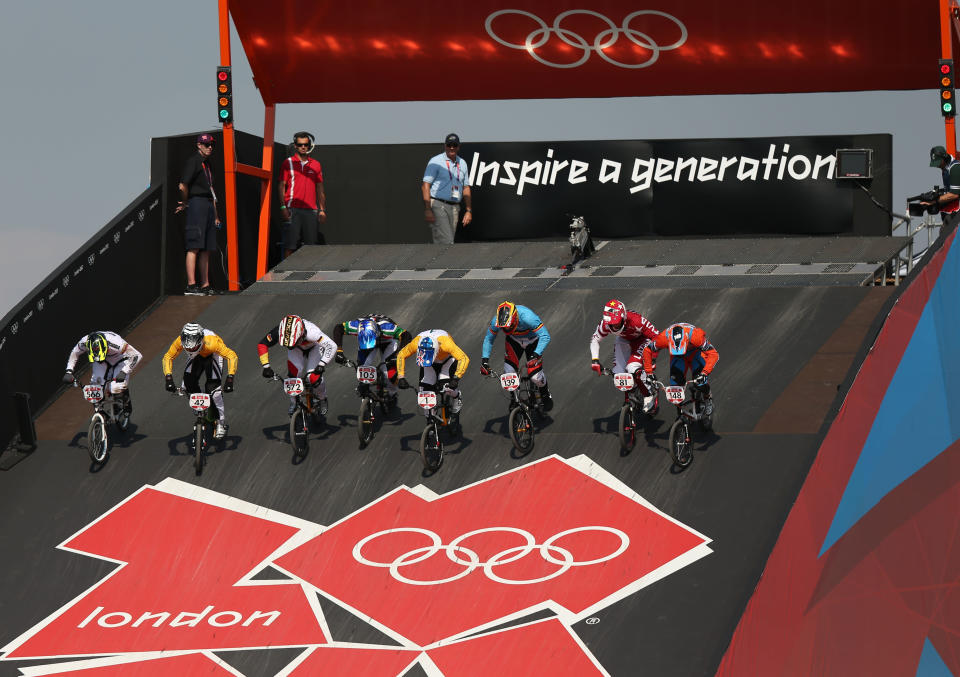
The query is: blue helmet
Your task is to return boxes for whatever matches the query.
[416,336,437,367]
[357,319,380,350]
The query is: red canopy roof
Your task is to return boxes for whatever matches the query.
[229,0,942,104]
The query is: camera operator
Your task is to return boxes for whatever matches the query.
[926,146,960,219]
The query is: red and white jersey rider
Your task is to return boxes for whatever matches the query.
[589,299,658,379]
[257,314,337,405]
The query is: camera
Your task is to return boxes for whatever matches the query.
[906,187,945,217]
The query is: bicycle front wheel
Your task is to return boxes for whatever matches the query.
[618,403,637,453]
[358,397,375,446]
[669,419,693,468]
[290,407,310,459]
[508,406,535,455]
[420,423,443,471]
[87,412,108,464]
[194,422,205,475]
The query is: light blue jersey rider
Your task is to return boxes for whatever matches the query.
[479,301,553,411]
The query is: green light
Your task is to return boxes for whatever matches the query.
[219,109,229,119]
[945,103,954,113]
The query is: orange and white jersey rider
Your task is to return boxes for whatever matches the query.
[642,322,718,387]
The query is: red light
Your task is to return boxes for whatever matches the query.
[218,71,228,81]
[943,64,952,74]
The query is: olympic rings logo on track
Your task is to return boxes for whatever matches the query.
[353,526,630,585]
[484,9,687,69]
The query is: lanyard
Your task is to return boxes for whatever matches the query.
[201,161,215,201]
[445,159,461,184]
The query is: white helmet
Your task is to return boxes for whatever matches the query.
[181,323,205,353]
[279,315,306,348]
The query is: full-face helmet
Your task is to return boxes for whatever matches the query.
[279,315,306,348]
[416,336,437,367]
[602,299,626,328]
[495,301,519,331]
[86,332,109,362]
[357,319,380,350]
[181,323,205,353]
[668,324,693,356]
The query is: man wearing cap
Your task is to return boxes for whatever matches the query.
[927,145,960,219]
[421,133,473,244]
[175,134,221,295]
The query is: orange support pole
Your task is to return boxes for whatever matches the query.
[257,105,276,280]
[942,0,957,157]
[217,0,240,291]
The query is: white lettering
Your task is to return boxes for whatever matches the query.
[674,157,697,182]
[208,610,244,627]
[777,144,790,180]
[132,611,171,628]
[468,152,479,185]
[500,161,519,186]
[476,160,500,186]
[568,160,589,184]
[654,158,675,183]
[717,156,738,181]
[243,610,281,627]
[787,155,812,180]
[598,159,621,184]
[813,155,836,179]
[549,159,569,184]
[98,612,133,628]
[761,144,778,180]
[542,149,554,184]
[737,157,759,181]
[630,158,654,193]
[77,606,103,628]
[696,157,718,181]
[170,605,213,628]
[516,161,543,195]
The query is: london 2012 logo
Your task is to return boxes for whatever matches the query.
[484,9,687,68]
[1,456,711,675]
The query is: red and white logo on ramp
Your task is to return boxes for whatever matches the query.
[1,455,711,675]
[275,455,711,647]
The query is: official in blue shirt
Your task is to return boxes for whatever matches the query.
[422,133,473,244]
[479,301,553,411]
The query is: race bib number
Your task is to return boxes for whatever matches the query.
[283,378,305,396]
[613,373,634,392]
[500,373,520,391]
[665,386,686,405]
[82,385,104,403]
[356,366,378,384]
[417,391,437,409]
[189,393,212,412]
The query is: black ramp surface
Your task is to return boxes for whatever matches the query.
[0,285,874,676]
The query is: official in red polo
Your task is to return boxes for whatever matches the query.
[279,131,326,257]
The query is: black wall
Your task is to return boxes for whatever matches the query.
[0,187,163,449]
[312,133,892,243]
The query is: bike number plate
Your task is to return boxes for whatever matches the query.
[189,393,211,412]
[417,391,437,409]
[665,386,685,405]
[82,385,104,403]
[356,366,378,384]
[613,373,634,392]
[283,378,305,396]
[500,373,520,391]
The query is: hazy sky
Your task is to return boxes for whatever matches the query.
[0,1,946,319]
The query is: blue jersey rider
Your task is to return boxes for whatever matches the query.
[479,301,553,411]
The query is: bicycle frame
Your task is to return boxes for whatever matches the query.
[488,369,540,413]
[662,382,706,423]
[416,384,456,427]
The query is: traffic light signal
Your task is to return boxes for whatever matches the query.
[940,59,955,117]
[216,66,233,123]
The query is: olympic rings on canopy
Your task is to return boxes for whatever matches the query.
[484,9,688,69]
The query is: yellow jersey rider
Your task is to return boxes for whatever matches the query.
[396,329,469,415]
[162,322,238,439]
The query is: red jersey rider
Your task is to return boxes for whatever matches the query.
[589,299,659,412]
[641,322,718,416]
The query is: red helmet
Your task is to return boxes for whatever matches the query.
[602,299,626,327]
